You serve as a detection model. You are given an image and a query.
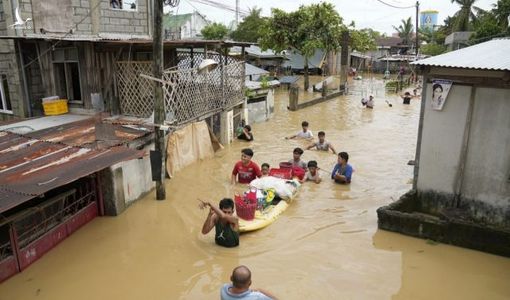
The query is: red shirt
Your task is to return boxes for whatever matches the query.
[232,161,262,184]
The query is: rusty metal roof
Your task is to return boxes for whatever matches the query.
[412,38,510,71]
[0,118,151,213]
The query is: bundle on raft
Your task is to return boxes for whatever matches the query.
[237,176,300,233]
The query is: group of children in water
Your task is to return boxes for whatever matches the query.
[201,120,353,249]
[233,121,353,185]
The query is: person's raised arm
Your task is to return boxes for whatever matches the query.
[201,207,217,234]
[306,143,316,150]
[285,134,297,140]
[204,200,238,224]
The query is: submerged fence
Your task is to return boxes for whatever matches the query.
[116,52,245,126]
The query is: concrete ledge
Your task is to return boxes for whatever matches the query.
[377,190,510,257]
[289,90,344,111]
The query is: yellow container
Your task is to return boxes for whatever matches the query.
[43,99,68,115]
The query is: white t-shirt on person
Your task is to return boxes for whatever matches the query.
[296,130,313,139]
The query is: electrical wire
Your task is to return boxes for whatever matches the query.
[374,0,415,9]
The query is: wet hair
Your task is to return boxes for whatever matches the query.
[301,121,309,127]
[339,151,349,162]
[219,198,234,210]
[244,125,251,132]
[404,92,411,96]
[318,131,325,137]
[241,148,254,157]
[307,160,318,168]
[293,147,304,155]
[231,265,251,288]
[261,163,270,169]
[432,83,443,93]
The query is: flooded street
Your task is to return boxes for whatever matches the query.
[1,77,510,299]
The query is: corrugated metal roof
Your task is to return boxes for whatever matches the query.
[0,118,151,213]
[412,38,510,71]
[245,63,269,77]
[283,49,325,70]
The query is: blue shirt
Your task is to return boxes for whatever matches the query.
[221,284,273,300]
[331,163,353,183]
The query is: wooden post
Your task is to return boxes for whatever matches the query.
[153,0,166,200]
[322,81,328,97]
[339,31,350,93]
[289,86,299,111]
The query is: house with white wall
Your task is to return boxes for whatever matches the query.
[378,38,510,257]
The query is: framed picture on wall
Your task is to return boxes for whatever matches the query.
[431,79,453,111]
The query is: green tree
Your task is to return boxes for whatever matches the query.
[260,3,344,90]
[230,7,266,42]
[421,43,447,56]
[471,0,510,43]
[201,22,229,40]
[349,28,378,52]
[393,17,414,46]
[492,0,510,29]
[450,0,482,31]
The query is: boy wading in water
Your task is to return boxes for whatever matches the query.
[232,148,262,184]
[306,131,336,154]
[201,198,239,248]
[331,152,353,184]
[285,121,313,139]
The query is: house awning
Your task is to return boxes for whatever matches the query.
[0,118,151,214]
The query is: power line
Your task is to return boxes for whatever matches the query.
[374,0,415,9]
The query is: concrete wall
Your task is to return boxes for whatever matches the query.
[416,81,510,226]
[417,83,471,194]
[180,12,208,39]
[460,87,510,223]
[102,143,155,215]
[247,89,274,124]
[10,0,150,36]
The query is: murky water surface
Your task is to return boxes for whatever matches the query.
[1,77,510,299]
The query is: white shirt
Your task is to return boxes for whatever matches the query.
[296,130,313,139]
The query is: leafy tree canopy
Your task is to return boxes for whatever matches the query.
[230,7,266,42]
[393,17,414,46]
[421,43,447,56]
[201,22,229,40]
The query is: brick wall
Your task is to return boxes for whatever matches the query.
[98,0,150,35]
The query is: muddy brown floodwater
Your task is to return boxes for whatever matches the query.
[1,77,510,300]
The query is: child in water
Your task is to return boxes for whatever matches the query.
[261,163,270,177]
[303,160,321,184]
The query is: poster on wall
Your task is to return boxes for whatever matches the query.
[431,79,453,111]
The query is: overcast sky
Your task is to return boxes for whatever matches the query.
[169,0,497,34]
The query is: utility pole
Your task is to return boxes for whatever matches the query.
[415,1,420,55]
[236,0,240,27]
[153,0,166,200]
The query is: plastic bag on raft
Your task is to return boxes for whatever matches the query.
[249,177,300,199]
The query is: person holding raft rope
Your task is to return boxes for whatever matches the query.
[200,198,239,248]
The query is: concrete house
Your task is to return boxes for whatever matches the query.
[0,0,248,281]
[163,11,209,40]
[378,38,510,257]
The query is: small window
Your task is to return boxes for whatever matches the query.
[53,48,82,102]
[110,0,137,11]
[0,75,12,114]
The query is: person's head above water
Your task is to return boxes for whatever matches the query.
[293,147,304,161]
[301,121,309,131]
[338,152,349,164]
[231,265,252,289]
[243,125,251,132]
[318,131,326,142]
[241,148,254,165]
[261,163,270,175]
[219,198,234,215]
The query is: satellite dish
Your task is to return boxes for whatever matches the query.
[198,59,218,74]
